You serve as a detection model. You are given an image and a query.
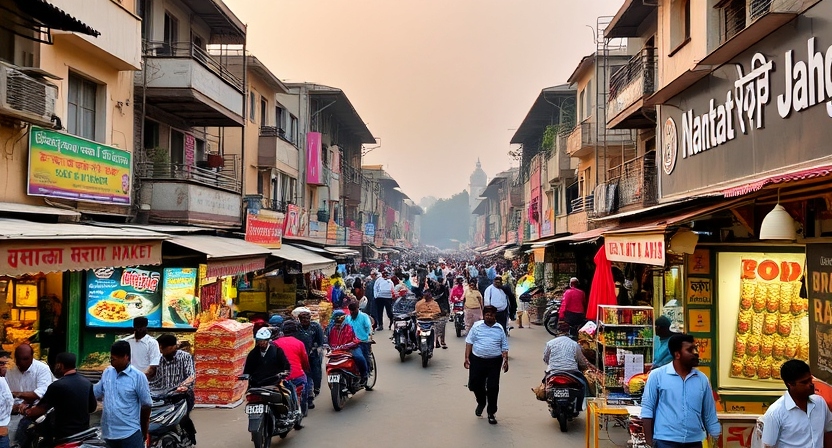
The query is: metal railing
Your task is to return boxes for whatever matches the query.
[721,0,746,42]
[606,153,658,208]
[138,162,241,193]
[608,47,657,104]
[567,122,635,155]
[750,0,773,21]
[262,197,289,213]
[259,126,300,147]
[143,41,244,92]
[569,195,594,214]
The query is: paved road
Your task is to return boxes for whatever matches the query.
[192,323,628,447]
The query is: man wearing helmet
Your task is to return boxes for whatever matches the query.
[326,310,368,384]
[292,307,325,402]
[244,328,291,388]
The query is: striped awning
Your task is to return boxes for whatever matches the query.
[723,164,832,198]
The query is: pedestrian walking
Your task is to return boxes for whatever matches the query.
[463,279,484,336]
[483,277,510,335]
[373,271,395,331]
[94,340,153,448]
[464,305,509,425]
[641,333,720,448]
[760,359,832,448]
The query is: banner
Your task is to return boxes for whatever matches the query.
[86,267,163,328]
[28,126,132,205]
[283,204,300,237]
[162,268,199,328]
[604,233,666,266]
[245,210,285,248]
[1,240,162,276]
[808,244,832,384]
[306,132,323,185]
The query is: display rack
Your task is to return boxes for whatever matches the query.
[596,305,654,392]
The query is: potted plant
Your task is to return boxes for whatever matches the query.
[148,147,170,177]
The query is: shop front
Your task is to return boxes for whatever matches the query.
[0,219,167,368]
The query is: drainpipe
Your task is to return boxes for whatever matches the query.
[240,38,248,199]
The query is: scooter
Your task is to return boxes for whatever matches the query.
[238,372,304,448]
[22,409,104,448]
[392,313,418,362]
[326,344,377,411]
[543,299,561,336]
[416,320,436,368]
[149,389,194,448]
[545,371,584,432]
[452,302,465,337]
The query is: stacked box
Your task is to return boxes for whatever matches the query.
[194,319,254,406]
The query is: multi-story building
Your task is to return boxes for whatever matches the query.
[472,168,520,254]
[134,0,247,228]
[362,165,422,255]
[511,85,576,242]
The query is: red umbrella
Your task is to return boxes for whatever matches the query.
[586,245,616,321]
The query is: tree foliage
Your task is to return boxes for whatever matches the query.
[420,190,470,248]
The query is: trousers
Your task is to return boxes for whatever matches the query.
[468,353,503,416]
[375,297,393,329]
[653,441,703,448]
[105,430,144,448]
[463,308,482,335]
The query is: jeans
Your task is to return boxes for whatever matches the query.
[0,435,8,448]
[496,309,509,335]
[375,297,393,329]
[14,416,33,448]
[309,351,323,393]
[468,354,503,416]
[181,392,196,443]
[350,347,368,377]
[359,342,373,372]
[105,430,144,448]
[289,375,308,416]
[653,441,703,448]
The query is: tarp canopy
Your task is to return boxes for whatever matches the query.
[272,244,336,273]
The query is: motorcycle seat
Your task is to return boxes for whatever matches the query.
[150,404,174,419]
[54,427,98,444]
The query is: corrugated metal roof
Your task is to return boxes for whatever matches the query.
[272,245,336,273]
[166,235,271,259]
[0,219,167,240]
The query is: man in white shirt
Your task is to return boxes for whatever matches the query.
[0,365,12,448]
[373,271,395,331]
[761,359,832,448]
[122,317,161,378]
[483,277,509,335]
[6,344,53,447]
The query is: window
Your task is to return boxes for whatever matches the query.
[249,92,256,122]
[670,0,691,51]
[720,0,746,42]
[137,0,151,41]
[275,106,284,131]
[260,96,267,125]
[163,12,178,55]
[67,73,98,141]
[143,119,159,149]
[585,79,592,119]
[578,89,585,120]
[290,115,298,145]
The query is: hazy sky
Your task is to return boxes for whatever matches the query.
[225,0,625,202]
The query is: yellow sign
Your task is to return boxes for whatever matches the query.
[237,291,266,312]
[689,309,711,333]
[694,337,712,363]
[688,248,711,275]
[723,401,766,414]
[687,278,713,305]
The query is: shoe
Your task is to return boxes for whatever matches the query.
[518,325,524,328]
[308,402,315,410]
[376,327,383,331]
[475,404,485,417]
[488,415,497,424]
[435,342,440,348]
[294,422,304,430]
[314,389,320,396]
[441,344,448,349]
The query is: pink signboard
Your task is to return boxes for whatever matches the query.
[306,132,323,185]
[184,134,195,167]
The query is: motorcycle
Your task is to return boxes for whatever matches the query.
[326,344,377,411]
[543,299,561,336]
[22,409,104,448]
[148,388,195,448]
[416,320,436,368]
[545,371,584,432]
[391,296,418,362]
[452,301,465,337]
[238,373,304,448]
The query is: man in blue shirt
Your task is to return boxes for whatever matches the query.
[641,333,720,448]
[346,301,374,374]
[94,341,153,448]
[464,305,509,425]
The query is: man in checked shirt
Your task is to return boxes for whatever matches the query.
[150,334,196,445]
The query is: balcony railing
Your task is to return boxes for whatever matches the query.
[608,48,657,118]
[569,195,594,214]
[144,41,244,92]
[606,152,658,209]
[138,162,241,193]
[566,122,635,157]
[262,197,290,213]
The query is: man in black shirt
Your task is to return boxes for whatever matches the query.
[25,352,96,442]
[243,328,291,387]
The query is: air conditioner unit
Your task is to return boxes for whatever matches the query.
[0,62,57,127]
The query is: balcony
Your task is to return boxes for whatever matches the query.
[607,48,657,129]
[606,152,658,211]
[261,197,290,213]
[566,122,635,158]
[546,133,574,183]
[258,127,300,177]
[137,41,244,127]
[138,159,242,227]
[50,0,141,70]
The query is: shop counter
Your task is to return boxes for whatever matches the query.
[585,398,631,448]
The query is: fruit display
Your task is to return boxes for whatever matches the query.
[730,258,809,380]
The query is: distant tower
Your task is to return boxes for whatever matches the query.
[468,159,487,211]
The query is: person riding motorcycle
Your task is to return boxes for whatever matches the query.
[326,310,368,384]
[243,328,301,415]
[542,321,595,405]
[415,291,443,349]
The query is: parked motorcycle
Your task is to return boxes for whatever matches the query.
[148,388,195,448]
[545,371,584,432]
[452,302,465,337]
[326,344,377,411]
[22,409,104,448]
[392,296,418,362]
[416,320,436,368]
[238,373,304,448]
[543,299,561,336]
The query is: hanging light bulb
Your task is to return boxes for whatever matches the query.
[759,189,797,240]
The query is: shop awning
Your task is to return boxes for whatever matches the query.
[534,227,614,247]
[482,243,515,257]
[603,198,751,236]
[272,244,336,273]
[722,164,832,198]
[166,235,270,278]
[0,219,167,276]
[323,246,360,257]
[8,0,101,38]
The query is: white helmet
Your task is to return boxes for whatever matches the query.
[255,328,272,340]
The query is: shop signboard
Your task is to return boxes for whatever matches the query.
[161,268,199,328]
[604,233,665,266]
[717,252,807,388]
[245,210,285,248]
[306,132,323,185]
[86,267,163,328]
[364,223,375,237]
[283,204,300,237]
[348,228,362,246]
[687,278,713,305]
[0,240,162,277]
[27,126,133,205]
[659,0,832,199]
[807,243,832,384]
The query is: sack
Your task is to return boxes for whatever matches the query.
[532,382,547,401]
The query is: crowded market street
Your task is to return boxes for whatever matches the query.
[191,324,622,448]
